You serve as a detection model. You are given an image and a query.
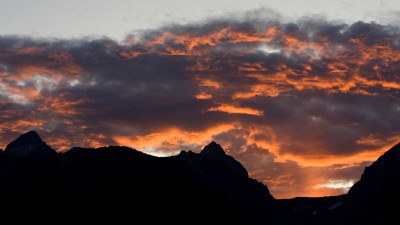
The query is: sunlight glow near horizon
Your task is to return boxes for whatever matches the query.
[316,179,355,191]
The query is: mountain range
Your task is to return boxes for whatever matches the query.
[0,131,399,224]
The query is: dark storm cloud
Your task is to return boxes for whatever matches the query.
[0,16,399,198]
[241,92,400,156]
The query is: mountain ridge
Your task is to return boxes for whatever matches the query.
[1,130,400,225]
[0,131,286,224]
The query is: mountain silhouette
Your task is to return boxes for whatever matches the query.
[178,141,287,225]
[0,131,399,224]
[3,130,56,157]
[0,131,287,224]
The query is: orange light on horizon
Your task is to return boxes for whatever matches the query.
[112,124,237,156]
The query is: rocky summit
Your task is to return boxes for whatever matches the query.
[3,130,56,157]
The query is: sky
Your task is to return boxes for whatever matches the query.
[0,0,400,199]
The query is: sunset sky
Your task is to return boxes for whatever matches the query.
[1,0,399,199]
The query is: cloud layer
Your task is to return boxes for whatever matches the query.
[0,17,399,198]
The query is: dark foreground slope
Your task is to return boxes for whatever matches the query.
[281,143,400,225]
[0,131,286,224]
[343,143,400,225]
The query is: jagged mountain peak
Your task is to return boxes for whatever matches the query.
[16,130,41,141]
[200,141,227,159]
[179,141,250,180]
[3,130,56,157]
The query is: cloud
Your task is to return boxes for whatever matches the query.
[0,16,399,198]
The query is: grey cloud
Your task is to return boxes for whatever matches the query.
[0,16,399,197]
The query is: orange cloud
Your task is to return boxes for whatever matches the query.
[208,104,264,116]
[195,77,222,88]
[194,92,212,99]
[38,93,89,116]
[48,52,83,75]
[119,50,143,59]
[113,124,236,156]
[9,46,42,55]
